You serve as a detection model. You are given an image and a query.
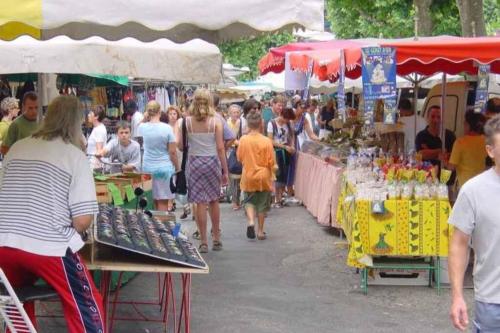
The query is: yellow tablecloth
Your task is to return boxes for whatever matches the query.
[338,182,452,267]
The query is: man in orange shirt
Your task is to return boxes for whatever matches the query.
[237,111,276,240]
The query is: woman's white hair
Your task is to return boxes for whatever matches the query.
[1,97,19,112]
[228,104,241,114]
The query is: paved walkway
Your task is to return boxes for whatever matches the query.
[39,204,473,332]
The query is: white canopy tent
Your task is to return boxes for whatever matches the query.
[0,0,324,43]
[0,35,222,84]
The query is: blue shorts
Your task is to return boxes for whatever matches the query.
[473,301,500,332]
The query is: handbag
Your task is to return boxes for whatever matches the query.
[227,120,243,175]
[170,118,188,195]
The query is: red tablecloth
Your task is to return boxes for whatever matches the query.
[294,152,343,227]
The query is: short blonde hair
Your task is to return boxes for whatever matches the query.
[189,88,215,121]
[32,96,84,150]
[146,100,161,118]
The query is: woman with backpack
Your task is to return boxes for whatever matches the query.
[227,104,244,210]
[267,106,295,208]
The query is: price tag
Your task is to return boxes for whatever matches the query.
[124,184,136,202]
[107,183,124,206]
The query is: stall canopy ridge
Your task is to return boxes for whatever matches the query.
[0,0,324,43]
[259,36,500,82]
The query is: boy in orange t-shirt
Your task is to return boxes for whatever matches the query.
[237,111,276,240]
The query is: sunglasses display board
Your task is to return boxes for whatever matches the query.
[95,204,207,269]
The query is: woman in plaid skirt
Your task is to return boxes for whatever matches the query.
[178,89,228,253]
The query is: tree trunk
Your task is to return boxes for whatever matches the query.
[456,0,487,36]
[413,0,434,37]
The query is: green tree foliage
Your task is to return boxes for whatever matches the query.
[326,0,462,38]
[484,0,500,35]
[219,32,295,81]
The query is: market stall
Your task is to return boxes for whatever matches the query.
[259,35,500,292]
[294,151,343,227]
[0,33,223,331]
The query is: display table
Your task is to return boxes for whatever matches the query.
[294,152,344,227]
[337,181,452,293]
[81,244,208,333]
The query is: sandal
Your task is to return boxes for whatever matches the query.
[257,232,267,241]
[198,243,208,253]
[246,225,256,239]
[212,240,223,251]
[192,230,200,240]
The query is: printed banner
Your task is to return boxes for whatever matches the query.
[474,64,490,113]
[285,52,308,91]
[337,49,347,120]
[361,47,397,101]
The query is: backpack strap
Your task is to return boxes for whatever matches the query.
[271,119,278,138]
[181,118,188,171]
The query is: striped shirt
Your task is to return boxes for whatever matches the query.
[0,137,98,256]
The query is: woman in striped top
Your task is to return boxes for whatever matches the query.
[0,96,105,332]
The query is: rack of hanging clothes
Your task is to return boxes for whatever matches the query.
[127,80,182,114]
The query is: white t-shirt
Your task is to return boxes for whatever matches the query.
[297,113,313,149]
[267,120,292,145]
[87,123,107,169]
[131,111,144,139]
[399,115,426,152]
[449,169,500,303]
[0,137,98,256]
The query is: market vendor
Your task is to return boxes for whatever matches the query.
[415,105,456,166]
[0,95,105,332]
[318,98,336,138]
[96,121,141,173]
[0,92,38,156]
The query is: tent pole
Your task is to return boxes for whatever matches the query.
[413,73,419,152]
[440,73,447,152]
[37,73,44,123]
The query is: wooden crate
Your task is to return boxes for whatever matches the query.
[109,173,153,198]
[95,181,112,203]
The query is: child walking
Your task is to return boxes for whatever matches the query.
[237,111,276,240]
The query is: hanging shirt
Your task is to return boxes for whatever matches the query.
[131,111,144,139]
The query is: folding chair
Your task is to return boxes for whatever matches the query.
[0,268,37,333]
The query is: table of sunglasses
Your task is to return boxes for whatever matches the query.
[82,205,209,333]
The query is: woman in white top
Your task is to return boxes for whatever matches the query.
[293,100,319,150]
[86,105,107,169]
